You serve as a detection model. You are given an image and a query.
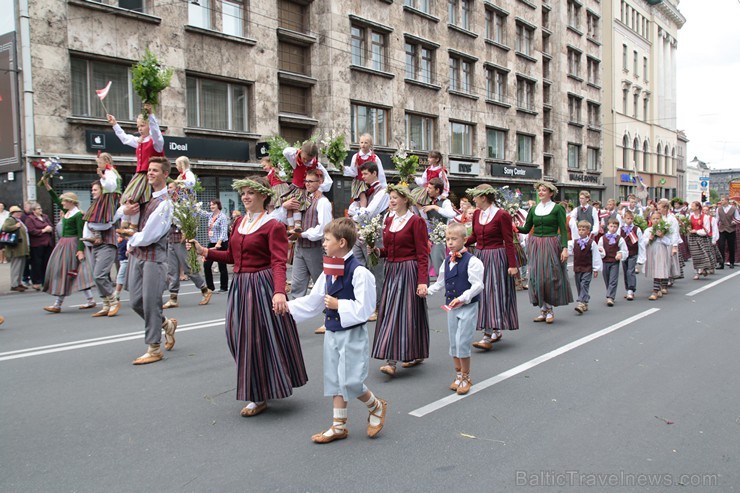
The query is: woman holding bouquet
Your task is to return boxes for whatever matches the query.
[41,179,96,313]
[465,184,519,349]
[189,176,307,417]
[686,201,714,279]
[371,184,430,377]
[641,211,673,300]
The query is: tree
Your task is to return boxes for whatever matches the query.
[709,189,719,204]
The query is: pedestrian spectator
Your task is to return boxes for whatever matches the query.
[0,202,8,264]
[201,199,230,292]
[2,205,30,292]
[24,202,54,290]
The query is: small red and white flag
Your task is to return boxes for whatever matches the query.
[628,230,638,245]
[96,81,112,100]
[441,304,453,312]
[323,256,345,277]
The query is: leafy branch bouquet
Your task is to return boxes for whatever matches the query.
[429,220,447,245]
[132,49,173,117]
[320,132,348,170]
[267,135,302,183]
[632,214,648,232]
[171,181,203,274]
[358,215,383,267]
[36,157,62,186]
[677,214,691,236]
[391,144,420,185]
[650,218,671,242]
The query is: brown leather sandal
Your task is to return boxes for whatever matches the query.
[312,419,349,444]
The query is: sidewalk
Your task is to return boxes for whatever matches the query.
[0,261,11,295]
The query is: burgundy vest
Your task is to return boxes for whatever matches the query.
[130,194,169,262]
[573,238,594,273]
[298,196,322,249]
[602,237,620,263]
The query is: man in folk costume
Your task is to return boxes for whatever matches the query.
[88,201,122,318]
[420,178,457,278]
[350,161,389,321]
[715,195,739,269]
[116,157,177,365]
[600,199,623,231]
[569,190,599,240]
[620,194,644,218]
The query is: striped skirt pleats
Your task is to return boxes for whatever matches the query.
[120,172,152,205]
[526,236,573,307]
[43,237,94,296]
[475,247,519,331]
[350,179,368,201]
[225,270,308,403]
[687,233,713,271]
[83,192,121,223]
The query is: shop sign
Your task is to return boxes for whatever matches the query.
[86,131,250,161]
[569,172,600,184]
[489,164,542,180]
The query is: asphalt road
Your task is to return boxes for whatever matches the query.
[1,265,738,492]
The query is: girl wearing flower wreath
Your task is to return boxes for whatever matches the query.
[343,133,387,208]
[516,181,573,324]
[686,201,714,279]
[261,156,289,211]
[641,211,672,300]
[41,179,96,313]
[83,152,122,243]
[107,102,164,236]
[370,184,430,377]
[465,184,519,349]
[410,150,450,206]
[189,176,308,417]
[281,141,333,234]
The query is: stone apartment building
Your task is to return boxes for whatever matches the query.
[6,0,606,212]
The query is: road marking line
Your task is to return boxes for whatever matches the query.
[69,289,203,308]
[409,308,660,418]
[0,319,225,362]
[685,270,740,296]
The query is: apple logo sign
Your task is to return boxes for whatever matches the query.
[91,133,105,149]
[259,145,267,155]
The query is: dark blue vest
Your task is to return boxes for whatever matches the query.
[444,252,480,305]
[324,255,364,332]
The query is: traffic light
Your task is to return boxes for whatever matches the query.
[701,192,707,203]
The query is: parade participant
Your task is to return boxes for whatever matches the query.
[598,218,629,307]
[370,184,430,377]
[706,204,720,273]
[411,150,449,206]
[350,161,389,321]
[601,199,623,231]
[162,182,213,309]
[287,218,387,443]
[282,141,333,234]
[108,103,164,236]
[620,194,643,218]
[642,211,672,300]
[569,191,599,239]
[657,199,682,287]
[200,199,230,293]
[174,156,196,190]
[516,181,573,324]
[261,156,289,211]
[39,182,96,311]
[83,153,121,243]
[24,202,53,290]
[2,205,30,292]
[569,220,603,315]
[343,133,386,208]
[561,201,574,242]
[113,235,127,304]
[426,222,483,394]
[117,157,177,364]
[465,184,518,349]
[190,176,308,417]
[716,195,739,269]
[687,201,714,279]
[421,178,457,277]
[85,182,122,318]
[619,210,644,301]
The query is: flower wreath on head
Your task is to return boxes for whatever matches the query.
[465,184,500,202]
[232,179,276,198]
[386,183,416,205]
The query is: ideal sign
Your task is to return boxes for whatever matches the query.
[449,160,480,175]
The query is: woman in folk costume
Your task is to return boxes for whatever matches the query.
[465,184,519,350]
[281,141,333,234]
[107,102,164,236]
[40,179,96,313]
[641,211,673,300]
[83,152,122,243]
[371,184,430,377]
[516,181,573,324]
[343,133,387,208]
[686,201,714,279]
[189,176,308,417]
[657,199,683,286]
[260,156,289,211]
[410,150,450,206]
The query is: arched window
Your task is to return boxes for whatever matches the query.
[669,147,675,176]
[622,135,630,167]
[642,140,650,172]
[633,137,640,169]
[656,144,663,174]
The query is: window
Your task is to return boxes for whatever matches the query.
[643,56,648,81]
[622,135,630,167]
[515,22,533,56]
[486,67,507,103]
[643,96,649,122]
[642,140,650,171]
[189,0,210,29]
[405,41,435,84]
[351,25,387,71]
[449,0,472,30]
[622,88,628,113]
[449,55,473,93]
[405,113,435,151]
[187,76,248,131]
[568,95,582,124]
[351,103,387,146]
[279,42,309,75]
[486,128,506,160]
[516,77,535,111]
[656,144,662,174]
[517,134,533,163]
[633,93,639,118]
[279,85,309,115]
[567,0,581,30]
[278,0,306,32]
[587,101,600,127]
[587,11,599,40]
[118,0,144,13]
[567,48,581,78]
[587,147,599,171]
[405,0,431,14]
[633,50,638,76]
[485,7,506,44]
[622,44,628,71]
[587,57,599,85]
[222,1,244,37]
[71,57,141,120]
[568,144,580,169]
[633,137,640,168]
[450,121,473,156]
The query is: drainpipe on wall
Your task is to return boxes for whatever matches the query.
[18,0,36,201]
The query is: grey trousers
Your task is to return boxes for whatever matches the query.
[290,244,323,299]
[128,256,167,346]
[353,237,385,307]
[622,255,638,292]
[10,256,26,288]
[91,244,117,298]
[603,262,620,300]
[430,243,446,278]
[574,271,593,304]
[167,242,205,293]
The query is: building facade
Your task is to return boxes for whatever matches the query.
[709,168,740,200]
[602,0,684,203]
[684,155,709,204]
[6,0,606,213]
